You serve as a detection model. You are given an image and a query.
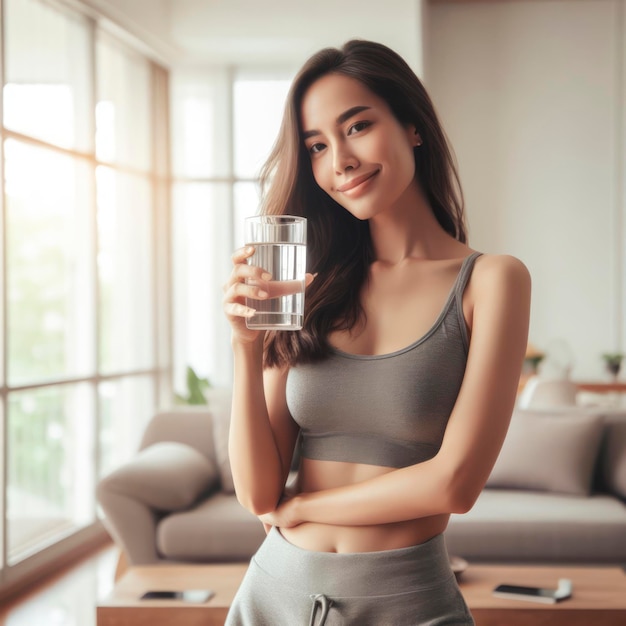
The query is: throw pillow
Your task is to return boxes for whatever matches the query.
[486,408,604,496]
[207,387,236,493]
[103,441,219,511]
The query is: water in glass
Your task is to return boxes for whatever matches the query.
[246,242,306,330]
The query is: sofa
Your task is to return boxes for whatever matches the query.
[97,388,626,568]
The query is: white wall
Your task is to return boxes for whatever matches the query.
[425,0,626,379]
[92,0,426,74]
[92,0,626,381]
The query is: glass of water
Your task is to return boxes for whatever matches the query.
[245,215,307,330]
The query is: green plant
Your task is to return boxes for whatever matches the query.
[524,354,545,371]
[601,352,624,379]
[175,366,211,405]
[601,352,624,366]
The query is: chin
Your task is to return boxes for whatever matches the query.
[340,207,376,222]
[332,197,381,221]
[345,204,390,222]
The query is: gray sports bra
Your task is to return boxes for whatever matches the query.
[286,252,483,469]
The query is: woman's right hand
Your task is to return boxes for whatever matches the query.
[222,245,271,346]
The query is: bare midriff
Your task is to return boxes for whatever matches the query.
[280,456,449,553]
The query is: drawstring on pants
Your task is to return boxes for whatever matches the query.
[309,593,332,626]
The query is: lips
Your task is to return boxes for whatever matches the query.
[336,169,380,193]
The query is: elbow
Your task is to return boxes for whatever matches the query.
[442,465,483,514]
[235,490,279,517]
[447,488,478,514]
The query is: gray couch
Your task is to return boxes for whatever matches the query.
[97,388,626,567]
[445,405,626,563]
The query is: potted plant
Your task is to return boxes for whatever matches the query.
[523,343,545,375]
[601,353,624,381]
[175,366,211,405]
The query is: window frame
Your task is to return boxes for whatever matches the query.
[0,0,171,598]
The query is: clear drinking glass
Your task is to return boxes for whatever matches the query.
[245,215,307,330]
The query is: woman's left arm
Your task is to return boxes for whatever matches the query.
[262,255,531,528]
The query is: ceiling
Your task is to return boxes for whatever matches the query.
[86,0,424,70]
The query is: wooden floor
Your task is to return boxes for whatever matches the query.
[0,543,118,626]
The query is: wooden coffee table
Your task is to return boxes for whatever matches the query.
[97,563,249,626]
[461,564,626,625]
[97,562,626,626]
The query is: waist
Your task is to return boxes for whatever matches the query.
[279,515,450,554]
[255,527,454,595]
[286,457,448,552]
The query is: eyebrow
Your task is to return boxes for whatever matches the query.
[302,105,372,140]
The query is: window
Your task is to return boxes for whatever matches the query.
[171,70,291,391]
[5,140,95,385]
[1,0,290,593]
[0,0,169,584]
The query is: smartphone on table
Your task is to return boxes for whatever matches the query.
[140,589,215,603]
[493,578,573,604]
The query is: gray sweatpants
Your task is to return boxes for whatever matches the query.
[225,527,474,626]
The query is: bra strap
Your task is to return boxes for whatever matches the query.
[454,251,483,350]
[454,252,483,297]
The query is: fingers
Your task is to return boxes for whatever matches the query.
[261,272,317,299]
[231,245,255,264]
[222,282,266,321]
[228,279,269,301]
[224,248,271,289]
[223,246,271,321]
[225,273,316,303]
[265,279,304,298]
[224,301,256,319]
[224,246,318,323]
[274,272,317,296]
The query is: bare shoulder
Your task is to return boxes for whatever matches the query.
[472,253,531,292]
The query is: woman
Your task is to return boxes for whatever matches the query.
[223,39,530,625]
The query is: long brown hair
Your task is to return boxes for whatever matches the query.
[260,39,467,368]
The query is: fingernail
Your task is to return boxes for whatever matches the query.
[246,246,254,253]
[258,290,268,298]
[246,309,256,317]
[261,272,272,280]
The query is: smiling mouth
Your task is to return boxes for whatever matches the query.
[336,169,380,193]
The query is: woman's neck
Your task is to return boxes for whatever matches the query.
[368,191,465,265]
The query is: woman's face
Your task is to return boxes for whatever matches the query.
[300,73,421,221]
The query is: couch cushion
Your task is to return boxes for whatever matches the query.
[207,388,236,493]
[486,408,604,496]
[100,442,219,511]
[157,492,266,561]
[445,489,626,562]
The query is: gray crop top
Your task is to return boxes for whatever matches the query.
[286,251,483,469]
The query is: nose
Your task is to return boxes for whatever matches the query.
[333,142,359,174]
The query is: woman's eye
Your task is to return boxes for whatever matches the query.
[348,121,371,135]
[308,142,325,155]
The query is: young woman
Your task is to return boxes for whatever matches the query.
[222,39,530,625]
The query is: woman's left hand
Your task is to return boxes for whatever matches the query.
[258,494,303,529]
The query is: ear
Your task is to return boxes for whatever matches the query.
[406,125,423,147]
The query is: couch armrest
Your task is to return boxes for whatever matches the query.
[99,442,219,511]
[98,487,160,566]
[97,442,220,566]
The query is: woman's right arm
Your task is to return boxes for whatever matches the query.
[223,246,299,515]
